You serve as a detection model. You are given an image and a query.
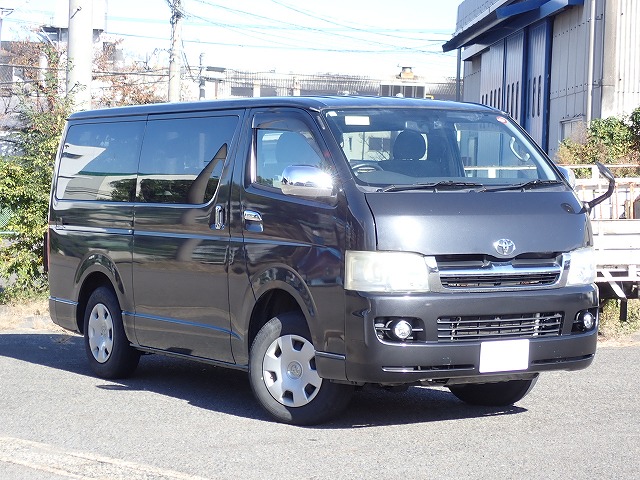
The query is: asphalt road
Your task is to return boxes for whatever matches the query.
[1,329,639,480]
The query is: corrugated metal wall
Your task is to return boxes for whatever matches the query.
[548,5,590,158]
[480,41,505,109]
[547,0,640,157]
[504,32,525,124]
[602,0,640,117]
[462,56,482,103]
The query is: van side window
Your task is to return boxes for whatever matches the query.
[57,121,144,201]
[137,115,238,204]
[255,129,327,189]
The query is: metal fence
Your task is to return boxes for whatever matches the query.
[0,207,11,233]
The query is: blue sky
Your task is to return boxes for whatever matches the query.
[1,0,462,79]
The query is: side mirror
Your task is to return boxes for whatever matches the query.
[557,165,576,189]
[586,162,615,211]
[281,165,335,198]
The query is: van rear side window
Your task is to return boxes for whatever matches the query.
[57,121,144,201]
[137,115,238,204]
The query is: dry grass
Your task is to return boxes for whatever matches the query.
[0,298,63,332]
[598,299,640,345]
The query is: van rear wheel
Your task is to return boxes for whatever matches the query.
[83,287,140,379]
[249,313,353,425]
[448,376,538,406]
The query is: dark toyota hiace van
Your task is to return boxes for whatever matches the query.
[48,97,612,425]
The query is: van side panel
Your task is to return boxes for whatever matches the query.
[48,201,135,330]
[49,117,144,333]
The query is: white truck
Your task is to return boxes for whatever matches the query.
[565,164,640,319]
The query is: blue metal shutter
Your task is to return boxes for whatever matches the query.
[525,20,551,149]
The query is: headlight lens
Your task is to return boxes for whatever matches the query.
[566,247,597,286]
[345,251,434,292]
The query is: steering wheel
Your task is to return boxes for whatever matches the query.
[351,163,383,174]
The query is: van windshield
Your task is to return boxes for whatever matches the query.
[323,108,561,190]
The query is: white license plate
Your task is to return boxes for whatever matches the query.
[479,339,530,373]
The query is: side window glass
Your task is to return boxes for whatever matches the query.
[57,121,144,201]
[255,129,327,189]
[137,115,238,204]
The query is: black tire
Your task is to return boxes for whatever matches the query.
[448,376,538,407]
[249,312,353,425]
[83,286,140,379]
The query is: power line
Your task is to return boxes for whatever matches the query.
[189,0,445,53]
[2,2,453,56]
[159,1,452,56]
[108,14,451,36]
[269,0,435,42]
[108,30,451,55]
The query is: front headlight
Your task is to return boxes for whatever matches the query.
[345,251,434,292]
[566,247,597,286]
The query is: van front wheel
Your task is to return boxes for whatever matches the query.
[83,287,140,379]
[249,313,353,425]
[448,376,538,406]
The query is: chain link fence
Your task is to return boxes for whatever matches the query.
[0,208,12,234]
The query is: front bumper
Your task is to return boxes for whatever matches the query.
[317,286,598,385]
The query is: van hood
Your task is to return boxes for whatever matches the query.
[365,190,590,256]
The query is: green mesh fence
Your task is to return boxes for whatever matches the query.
[0,208,12,232]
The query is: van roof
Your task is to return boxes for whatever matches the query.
[68,96,495,120]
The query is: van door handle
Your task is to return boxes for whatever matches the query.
[213,204,225,230]
[243,210,263,232]
[243,210,262,222]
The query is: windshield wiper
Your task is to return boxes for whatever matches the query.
[381,181,484,193]
[479,179,565,193]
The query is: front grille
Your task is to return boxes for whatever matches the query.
[440,272,559,289]
[437,312,563,342]
[433,254,565,292]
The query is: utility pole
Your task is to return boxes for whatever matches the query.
[167,0,183,102]
[456,48,462,102]
[199,52,205,100]
[67,0,93,111]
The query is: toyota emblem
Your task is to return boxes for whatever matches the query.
[494,239,516,256]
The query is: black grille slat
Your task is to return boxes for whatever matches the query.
[445,320,562,328]
[440,273,559,289]
[437,312,563,342]
[446,323,561,333]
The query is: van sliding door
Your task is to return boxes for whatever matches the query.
[132,111,241,363]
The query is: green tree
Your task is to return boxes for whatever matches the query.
[556,107,640,178]
[0,42,73,300]
[92,40,166,107]
[629,106,640,151]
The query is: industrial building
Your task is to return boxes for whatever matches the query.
[443,0,640,158]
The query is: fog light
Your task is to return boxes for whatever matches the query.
[391,319,413,340]
[573,310,597,332]
[581,311,595,330]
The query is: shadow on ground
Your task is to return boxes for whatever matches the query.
[0,332,526,428]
